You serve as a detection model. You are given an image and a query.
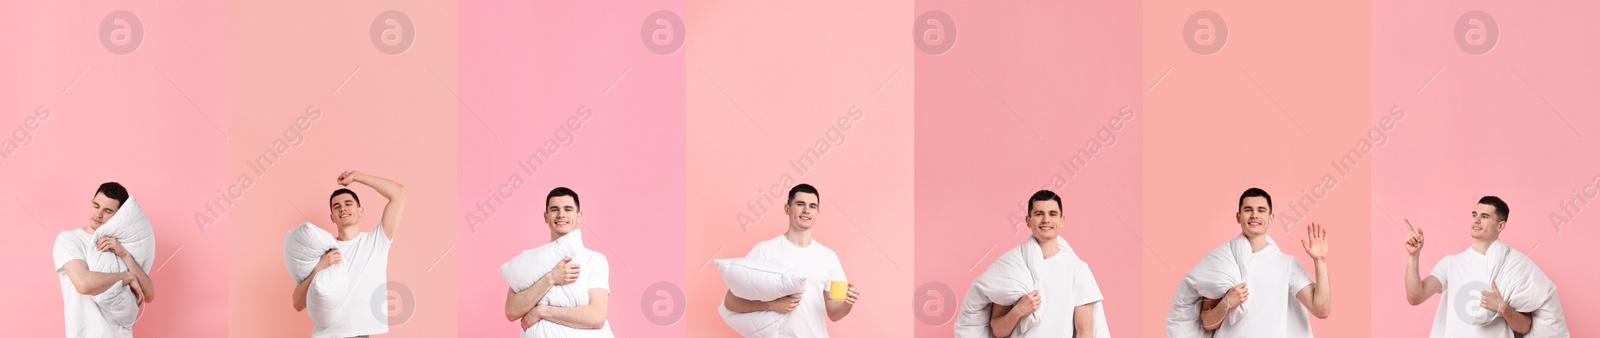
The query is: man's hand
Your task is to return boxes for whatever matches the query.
[842,283,861,305]
[1481,281,1510,314]
[547,257,580,285]
[768,296,801,314]
[336,171,359,186]
[520,304,546,331]
[1011,290,1042,318]
[96,237,129,258]
[128,275,148,304]
[316,249,341,271]
[1221,283,1249,310]
[1302,222,1328,261]
[1404,219,1425,257]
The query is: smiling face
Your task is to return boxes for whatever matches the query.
[1470,203,1505,241]
[1027,200,1062,243]
[785,192,819,230]
[545,195,581,235]
[1236,196,1273,237]
[329,192,361,227]
[87,193,122,230]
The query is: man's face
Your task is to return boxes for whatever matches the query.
[1470,203,1505,240]
[785,192,818,230]
[1236,196,1272,237]
[87,193,122,230]
[545,195,580,235]
[329,193,361,227]
[1027,200,1062,243]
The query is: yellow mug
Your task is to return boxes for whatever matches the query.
[828,280,849,300]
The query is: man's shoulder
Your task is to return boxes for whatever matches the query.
[55,229,91,246]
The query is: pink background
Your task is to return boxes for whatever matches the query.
[225,0,458,336]
[1371,0,1600,336]
[911,0,1143,336]
[0,0,229,336]
[1141,0,1373,336]
[455,0,687,336]
[684,0,915,336]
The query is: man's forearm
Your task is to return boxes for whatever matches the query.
[355,173,405,199]
[292,268,318,311]
[64,261,127,295]
[506,276,554,321]
[1502,309,1533,334]
[722,291,768,313]
[1199,299,1228,331]
[988,305,1020,337]
[122,255,154,302]
[826,299,853,322]
[1404,255,1427,305]
[1309,258,1331,317]
[537,303,606,329]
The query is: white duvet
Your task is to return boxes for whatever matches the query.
[86,197,155,328]
[954,236,1110,338]
[499,229,612,338]
[1165,234,1311,338]
[283,222,351,328]
[1431,241,1568,338]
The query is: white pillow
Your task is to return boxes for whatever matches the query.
[715,258,807,302]
[87,197,155,327]
[281,222,348,327]
[719,299,785,338]
[500,229,582,293]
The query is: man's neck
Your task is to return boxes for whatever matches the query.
[550,230,570,242]
[1471,238,1496,254]
[1035,235,1060,259]
[337,224,360,241]
[80,224,96,234]
[784,227,813,248]
[1244,232,1269,253]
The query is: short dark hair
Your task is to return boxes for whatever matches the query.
[787,183,820,206]
[1478,196,1509,221]
[1239,188,1272,213]
[330,188,360,207]
[547,187,580,211]
[95,182,129,206]
[1027,190,1063,214]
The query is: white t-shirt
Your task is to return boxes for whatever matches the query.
[1213,247,1314,338]
[312,225,392,338]
[1431,248,1511,338]
[54,229,133,338]
[745,235,847,338]
[1022,252,1103,337]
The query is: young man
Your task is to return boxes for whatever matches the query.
[1403,196,1568,337]
[723,183,860,337]
[986,190,1103,338]
[1194,188,1331,337]
[54,182,156,338]
[503,187,613,335]
[292,171,405,338]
